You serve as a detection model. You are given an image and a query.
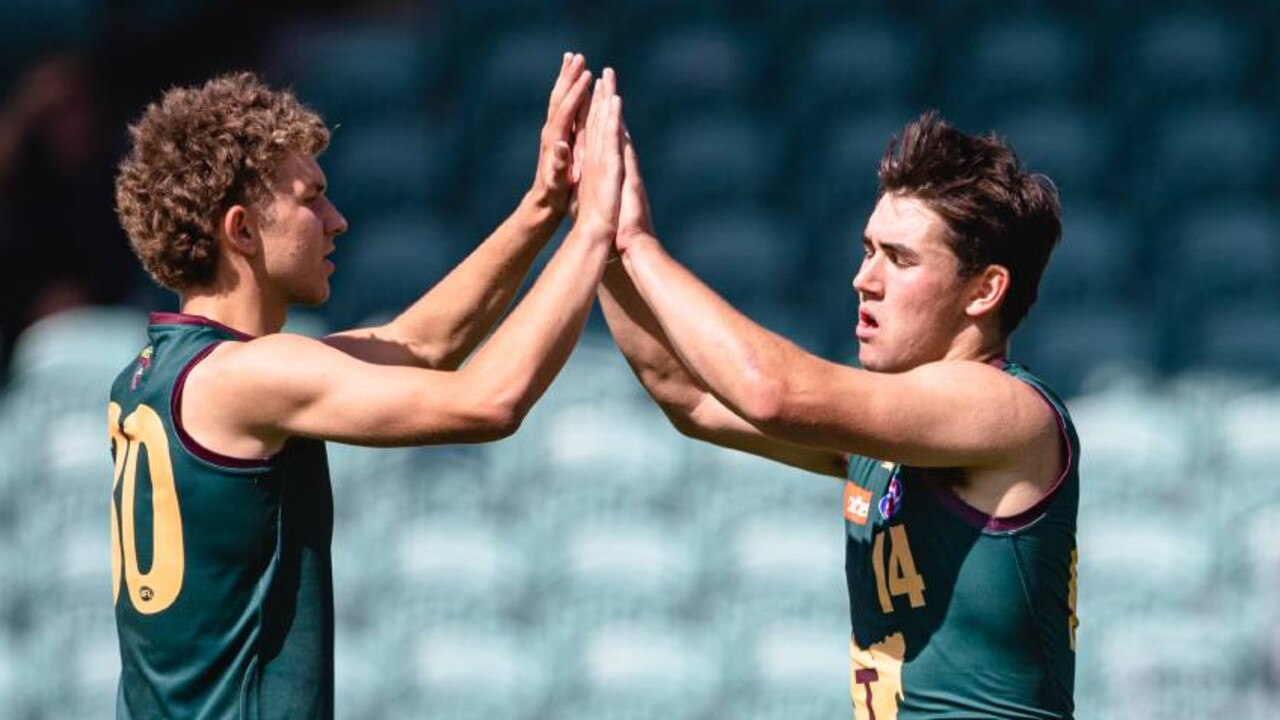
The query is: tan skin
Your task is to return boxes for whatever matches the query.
[180,60,626,457]
[600,135,1062,518]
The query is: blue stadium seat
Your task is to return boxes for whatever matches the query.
[1155,204,1280,317]
[10,306,148,388]
[948,16,1089,124]
[1036,202,1138,306]
[1110,10,1254,111]
[272,21,436,124]
[549,617,722,720]
[507,395,688,513]
[631,25,759,124]
[789,21,924,122]
[995,105,1117,203]
[704,505,847,627]
[324,213,467,328]
[1068,386,1199,507]
[648,115,782,221]
[539,512,700,624]
[1077,511,1213,623]
[1185,303,1280,381]
[408,619,550,720]
[666,208,804,309]
[465,28,582,126]
[1218,391,1280,483]
[461,116,545,231]
[1015,302,1159,398]
[719,617,851,720]
[389,512,531,625]
[1089,616,1249,719]
[801,107,914,241]
[325,116,463,219]
[1135,104,1274,218]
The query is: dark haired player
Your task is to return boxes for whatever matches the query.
[600,112,1079,718]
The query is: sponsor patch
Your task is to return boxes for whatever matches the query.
[844,482,873,525]
[130,346,154,391]
[878,467,903,521]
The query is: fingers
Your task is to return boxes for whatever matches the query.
[623,130,641,184]
[549,141,570,184]
[547,52,584,117]
[571,76,592,183]
[547,66,592,142]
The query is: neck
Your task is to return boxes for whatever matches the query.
[943,322,1009,365]
[180,283,287,337]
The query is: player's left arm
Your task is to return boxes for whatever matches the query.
[325,53,593,369]
[618,236,1057,469]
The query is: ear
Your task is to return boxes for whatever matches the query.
[220,203,259,258]
[964,264,1010,321]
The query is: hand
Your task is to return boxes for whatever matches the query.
[615,125,654,254]
[532,53,593,214]
[572,68,624,241]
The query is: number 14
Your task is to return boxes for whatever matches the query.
[872,525,926,613]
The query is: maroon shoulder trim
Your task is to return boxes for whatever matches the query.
[171,341,275,470]
[150,312,256,341]
[927,382,1073,533]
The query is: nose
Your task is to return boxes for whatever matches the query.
[325,197,348,237]
[852,253,881,298]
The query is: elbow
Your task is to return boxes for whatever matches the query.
[475,399,523,441]
[662,403,705,440]
[736,374,788,429]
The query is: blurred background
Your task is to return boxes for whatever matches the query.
[1,0,1278,717]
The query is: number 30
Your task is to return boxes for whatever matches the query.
[108,402,185,613]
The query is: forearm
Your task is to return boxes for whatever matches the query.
[621,235,799,423]
[463,227,611,422]
[328,191,562,368]
[598,259,709,415]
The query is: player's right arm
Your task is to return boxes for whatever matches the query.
[323,53,594,370]
[598,133,848,478]
[186,72,626,452]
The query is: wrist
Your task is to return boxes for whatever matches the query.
[519,188,566,233]
[618,230,660,257]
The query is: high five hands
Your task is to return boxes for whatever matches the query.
[545,56,649,256]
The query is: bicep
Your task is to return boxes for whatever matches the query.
[769,358,1055,468]
[226,335,501,447]
[322,325,440,368]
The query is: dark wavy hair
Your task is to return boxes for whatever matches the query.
[115,72,329,290]
[878,112,1062,335]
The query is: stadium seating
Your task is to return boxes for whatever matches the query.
[9,3,1280,718]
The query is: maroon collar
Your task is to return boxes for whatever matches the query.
[149,312,256,341]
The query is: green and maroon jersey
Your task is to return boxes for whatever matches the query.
[108,312,334,719]
[842,361,1079,719]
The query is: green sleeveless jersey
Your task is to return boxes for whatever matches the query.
[842,362,1079,719]
[108,313,334,719]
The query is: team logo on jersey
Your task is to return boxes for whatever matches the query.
[130,346,154,391]
[878,467,903,521]
[844,482,873,525]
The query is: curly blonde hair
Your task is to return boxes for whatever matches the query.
[115,72,329,290]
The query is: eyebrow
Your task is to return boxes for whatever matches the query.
[864,236,920,261]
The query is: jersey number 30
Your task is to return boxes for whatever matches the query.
[108,402,185,614]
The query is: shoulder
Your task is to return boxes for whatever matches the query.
[186,333,346,410]
[910,359,1059,449]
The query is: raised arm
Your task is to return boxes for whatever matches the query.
[186,70,627,453]
[325,53,593,369]
[614,218,1054,473]
[599,136,847,478]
